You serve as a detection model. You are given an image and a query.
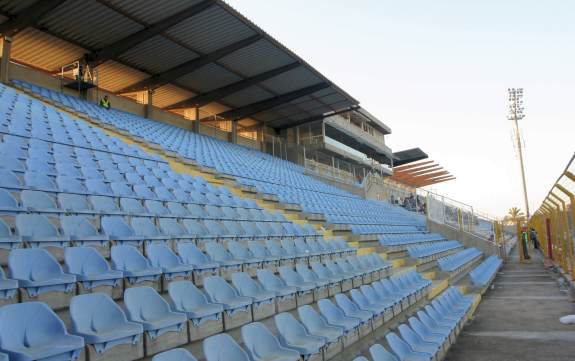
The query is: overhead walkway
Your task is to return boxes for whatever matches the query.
[445,247,575,361]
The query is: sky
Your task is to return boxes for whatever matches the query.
[226,0,575,218]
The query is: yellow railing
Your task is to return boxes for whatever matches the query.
[530,153,575,280]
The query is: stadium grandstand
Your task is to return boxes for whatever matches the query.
[0,1,566,361]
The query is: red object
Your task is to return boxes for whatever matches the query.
[545,218,553,260]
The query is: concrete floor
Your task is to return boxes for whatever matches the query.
[445,247,575,361]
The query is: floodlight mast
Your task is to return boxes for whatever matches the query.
[508,88,530,218]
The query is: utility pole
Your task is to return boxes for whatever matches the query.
[508,88,530,218]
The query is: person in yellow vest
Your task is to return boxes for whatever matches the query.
[99,95,111,110]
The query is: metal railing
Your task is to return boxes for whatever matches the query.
[530,153,575,279]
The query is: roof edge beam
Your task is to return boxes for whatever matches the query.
[214,82,330,121]
[166,62,301,109]
[0,0,66,37]
[86,0,216,65]
[118,34,262,93]
[274,105,360,131]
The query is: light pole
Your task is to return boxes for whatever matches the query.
[508,88,530,218]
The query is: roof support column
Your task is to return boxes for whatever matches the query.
[145,89,153,119]
[191,107,200,133]
[0,36,12,84]
[230,119,238,144]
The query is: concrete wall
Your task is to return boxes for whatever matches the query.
[427,219,503,257]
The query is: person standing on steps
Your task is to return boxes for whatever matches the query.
[99,95,111,110]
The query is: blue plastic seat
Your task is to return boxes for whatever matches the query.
[256,268,298,297]
[0,302,84,360]
[369,343,400,361]
[335,293,374,324]
[398,324,439,357]
[203,333,250,361]
[274,312,326,358]
[21,190,60,213]
[16,213,69,247]
[385,331,431,361]
[124,287,187,339]
[231,272,276,305]
[120,198,149,216]
[203,276,252,312]
[152,348,198,361]
[241,322,301,361]
[204,242,243,268]
[176,243,219,272]
[168,280,224,323]
[297,305,344,344]
[65,246,123,289]
[58,193,93,213]
[89,196,122,214]
[317,298,361,333]
[70,293,143,354]
[147,244,194,279]
[110,245,162,285]
[9,248,76,297]
[408,316,446,347]
[0,189,20,212]
[102,216,142,244]
[278,266,316,292]
[61,215,108,245]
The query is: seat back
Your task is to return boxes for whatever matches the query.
[203,333,250,361]
[61,216,99,238]
[147,243,180,268]
[0,189,17,209]
[65,247,110,275]
[70,293,131,333]
[278,266,303,284]
[102,216,135,238]
[0,302,69,350]
[275,312,310,343]
[131,217,161,237]
[205,242,232,262]
[168,281,210,311]
[369,343,400,361]
[89,196,119,212]
[120,198,146,214]
[203,276,238,303]
[59,193,90,212]
[21,190,57,210]
[257,268,285,289]
[16,213,59,237]
[317,299,345,322]
[177,243,209,265]
[231,272,263,296]
[385,332,413,359]
[241,322,285,360]
[9,248,64,281]
[111,245,150,271]
[124,286,170,322]
[335,293,361,314]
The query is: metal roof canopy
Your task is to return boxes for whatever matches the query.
[0,0,358,130]
[390,159,455,188]
[392,148,428,166]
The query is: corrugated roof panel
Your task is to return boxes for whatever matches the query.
[220,85,273,108]
[104,0,202,25]
[175,63,242,93]
[97,60,149,92]
[39,1,144,49]
[152,84,195,108]
[118,35,198,74]
[0,0,38,15]
[259,66,322,94]
[166,5,256,54]
[11,28,86,71]
[219,39,295,77]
